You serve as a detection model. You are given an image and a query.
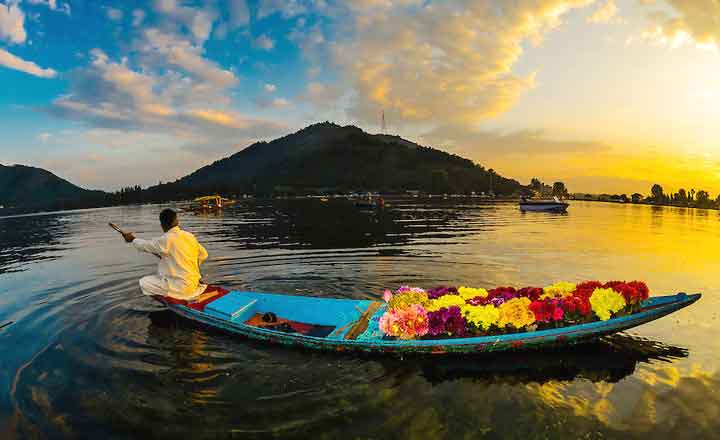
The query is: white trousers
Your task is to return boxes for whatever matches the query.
[139,275,206,300]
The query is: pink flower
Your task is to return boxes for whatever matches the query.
[383,289,393,302]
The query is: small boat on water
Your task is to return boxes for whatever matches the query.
[152,289,699,354]
[520,196,569,213]
[190,194,236,212]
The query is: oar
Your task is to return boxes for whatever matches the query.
[109,222,161,258]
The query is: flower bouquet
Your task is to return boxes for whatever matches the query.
[378,280,650,339]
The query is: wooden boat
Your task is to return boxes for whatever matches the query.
[519,197,569,213]
[152,289,700,354]
[190,195,236,212]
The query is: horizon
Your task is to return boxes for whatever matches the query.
[1,1,719,194]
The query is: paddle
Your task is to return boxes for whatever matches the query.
[109,222,161,259]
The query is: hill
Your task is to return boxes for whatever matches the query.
[0,164,103,210]
[147,122,524,198]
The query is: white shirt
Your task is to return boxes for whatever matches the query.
[132,226,208,298]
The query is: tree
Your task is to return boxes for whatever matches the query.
[651,184,664,203]
[552,181,568,198]
[696,190,710,206]
[631,193,643,203]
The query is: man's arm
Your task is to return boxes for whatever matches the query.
[198,242,209,265]
[131,235,169,257]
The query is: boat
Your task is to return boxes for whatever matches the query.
[151,289,700,354]
[190,194,236,212]
[519,196,569,213]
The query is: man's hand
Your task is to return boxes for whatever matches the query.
[122,232,135,243]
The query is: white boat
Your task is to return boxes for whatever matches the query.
[519,196,569,212]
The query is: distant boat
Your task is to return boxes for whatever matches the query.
[191,194,236,211]
[519,196,569,213]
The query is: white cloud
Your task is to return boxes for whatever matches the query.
[229,0,250,27]
[254,34,275,50]
[139,28,238,88]
[153,0,215,43]
[26,0,71,16]
[37,132,50,142]
[587,0,618,24]
[106,7,123,21]
[0,1,26,44]
[263,83,277,92]
[132,9,145,27]
[257,0,308,19]
[329,1,594,127]
[639,0,720,49]
[0,47,57,77]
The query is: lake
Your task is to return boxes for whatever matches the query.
[1,199,718,439]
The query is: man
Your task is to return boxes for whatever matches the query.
[122,209,209,300]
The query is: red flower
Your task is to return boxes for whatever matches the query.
[561,295,592,317]
[517,287,543,301]
[603,280,648,305]
[627,281,650,301]
[575,281,603,299]
[529,299,565,323]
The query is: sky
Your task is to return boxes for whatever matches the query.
[0,0,719,194]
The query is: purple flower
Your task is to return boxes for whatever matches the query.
[490,297,507,307]
[427,306,466,337]
[427,286,458,299]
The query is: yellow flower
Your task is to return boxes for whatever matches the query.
[498,297,536,329]
[590,288,626,320]
[462,304,500,330]
[426,294,466,312]
[387,291,430,311]
[540,281,576,300]
[458,286,489,300]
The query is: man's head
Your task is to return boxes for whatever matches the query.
[159,209,178,232]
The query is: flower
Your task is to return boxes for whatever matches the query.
[427,294,466,312]
[383,289,393,302]
[604,281,650,305]
[458,286,489,301]
[529,299,565,323]
[517,287,543,301]
[589,287,627,320]
[488,287,519,302]
[387,288,430,311]
[462,304,500,330]
[498,297,536,329]
[541,281,577,300]
[428,306,466,337]
[575,281,603,299]
[561,295,592,317]
[427,286,458,299]
[379,304,429,339]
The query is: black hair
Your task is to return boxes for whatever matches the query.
[159,209,178,231]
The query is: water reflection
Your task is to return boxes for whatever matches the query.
[1,200,718,439]
[0,214,71,274]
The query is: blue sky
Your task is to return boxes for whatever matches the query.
[1,1,720,194]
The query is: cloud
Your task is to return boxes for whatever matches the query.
[153,0,215,43]
[263,83,277,92]
[253,34,275,50]
[257,0,308,19]
[420,125,609,158]
[639,0,720,49]
[0,47,57,77]
[327,1,594,128]
[26,0,71,16]
[106,7,123,21]
[229,0,250,27]
[132,9,145,27]
[139,28,238,88]
[0,1,26,43]
[37,132,50,142]
[587,0,618,24]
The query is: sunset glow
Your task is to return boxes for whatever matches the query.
[1,0,719,194]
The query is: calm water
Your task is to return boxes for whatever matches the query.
[0,199,718,439]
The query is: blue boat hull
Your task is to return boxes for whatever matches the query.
[161,291,700,354]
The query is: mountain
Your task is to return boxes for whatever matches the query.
[148,122,524,197]
[0,164,103,209]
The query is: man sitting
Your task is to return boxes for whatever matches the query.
[122,209,209,300]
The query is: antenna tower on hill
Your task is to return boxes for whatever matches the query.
[380,109,386,134]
